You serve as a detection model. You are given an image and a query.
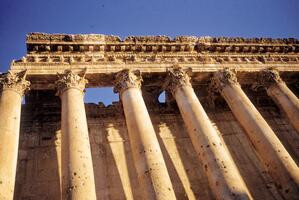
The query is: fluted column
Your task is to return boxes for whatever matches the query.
[114,69,176,200]
[259,69,299,133]
[212,69,299,199]
[165,68,252,200]
[0,71,30,200]
[56,70,96,200]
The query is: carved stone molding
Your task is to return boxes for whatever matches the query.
[210,68,240,93]
[13,54,299,66]
[0,70,30,96]
[25,33,299,54]
[251,69,285,91]
[260,69,283,88]
[164,67,192,95]
[113,69,142,95]
[55,70,88,96]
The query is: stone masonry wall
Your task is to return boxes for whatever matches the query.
[14,89,299,200]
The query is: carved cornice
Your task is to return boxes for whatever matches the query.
[210,69,240,93]
[164,67,192,95]
[0,70,30,96]
[25,33,299,54]
[55,70,88,96]
[113,69,142,95]
[26,32,121,43]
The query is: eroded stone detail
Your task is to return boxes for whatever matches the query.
[55,70,88,96]
[261,69,283,87]
[210,68,240,93]
[113,69,142,95]
[0,70,30,96]
[251,69,284,91]
[5,33,299,200]
[164,67,192,95]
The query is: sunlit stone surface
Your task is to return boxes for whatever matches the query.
[1,33,299,199]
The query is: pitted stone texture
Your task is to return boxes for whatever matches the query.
[14,101,299,200]
[215,72,299,199]
[167,70,252,199]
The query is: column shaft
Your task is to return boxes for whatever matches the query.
[57,71,96,200]
[167,68,252,200]
[0,71,29,200]
[115,70,176,200]
[213,70,299,199]
[267,82,299,133]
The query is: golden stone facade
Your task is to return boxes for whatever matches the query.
[0,33,299,199]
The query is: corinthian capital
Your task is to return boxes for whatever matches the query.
[210,69,240,92]
[113,69,142,95]
[0,70,30,96]
[251,69,284,91]
[164,67,192,95]
[55,70,88,96]
[261,69,283,88]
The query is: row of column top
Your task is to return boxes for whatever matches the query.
[0,68,287,98]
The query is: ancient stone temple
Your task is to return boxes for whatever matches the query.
[0,33,298,200]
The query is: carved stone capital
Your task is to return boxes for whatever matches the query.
[113,69,142,95]
[210,69,240,92]
[164,67,192,95]
[0,70,30,96]
[55,70,88,96]
[251,69,284,91]
[261,69,283,88]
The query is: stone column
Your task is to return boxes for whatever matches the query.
[114,69,176,200]
[165,68,252,200]
[0,71,30,200]
[56,70,96,200]
[259,69,299,133]
[212,69,299,199]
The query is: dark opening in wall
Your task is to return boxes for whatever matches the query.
[158,91,166,103]
[84,87,119,106]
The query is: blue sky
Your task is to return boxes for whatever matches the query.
[1,0,299,104]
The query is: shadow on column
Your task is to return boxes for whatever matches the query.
[14,90,62,199]
[242,86,299,164]
[88,104,139,200]
[209,108,285,200]
[152,110,215,200]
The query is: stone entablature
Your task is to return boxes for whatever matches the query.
[26,33,298,54]
[1,33,299,200]
[8,33,299,90]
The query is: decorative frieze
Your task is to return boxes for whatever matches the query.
[13,54,299,66]
[55,70,88,96]
[113,69,142,95]
[0,70,30,96]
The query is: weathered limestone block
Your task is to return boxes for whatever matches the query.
[257,69,299,134]
[56,70,97,200]
[211,69,299,199]
[114,69,176,200]
[165,68,253,200]
[7,33,299,200]
[0,71,30,200]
